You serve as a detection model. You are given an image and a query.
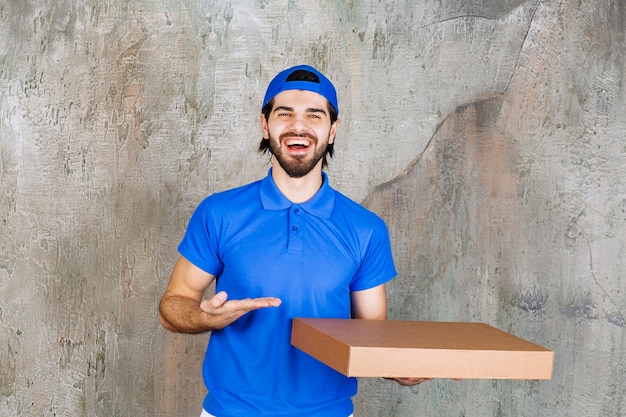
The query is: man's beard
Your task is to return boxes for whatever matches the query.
[269,132,328,178]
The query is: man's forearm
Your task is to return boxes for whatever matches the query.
[158,294,215,333]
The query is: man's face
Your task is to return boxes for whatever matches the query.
[261,90,338,178]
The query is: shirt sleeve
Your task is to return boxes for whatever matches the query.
[350,215,397,292]
[177,196,224,277]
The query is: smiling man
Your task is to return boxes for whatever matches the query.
[159,65,424,417]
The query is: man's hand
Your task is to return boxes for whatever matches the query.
[199,291,282,330]
[389,377,461,386]
[388,377,433,386]
[158,256,281,333]
[160,291,281,333]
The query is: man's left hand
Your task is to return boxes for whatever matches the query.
[392,377,433,386]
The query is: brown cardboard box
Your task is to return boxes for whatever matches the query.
[291,318,553,379]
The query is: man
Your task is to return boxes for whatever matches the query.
[159,64,427,417]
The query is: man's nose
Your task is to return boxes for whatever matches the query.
[289,114,307,132]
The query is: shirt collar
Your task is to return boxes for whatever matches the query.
[260,168,335,218]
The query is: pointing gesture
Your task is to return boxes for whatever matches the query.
[159,256,281,333]
[199,291,282,330]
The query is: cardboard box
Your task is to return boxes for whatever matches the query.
[291,318,553,379]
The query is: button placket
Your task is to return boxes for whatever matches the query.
[288,205,303,252]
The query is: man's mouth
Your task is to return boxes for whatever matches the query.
[286,139,311,149]
[282,135,314,151]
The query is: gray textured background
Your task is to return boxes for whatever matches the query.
[1,0,624,416]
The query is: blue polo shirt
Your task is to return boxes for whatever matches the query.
[178,169,397,417]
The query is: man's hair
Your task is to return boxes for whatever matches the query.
[259,69,337,167]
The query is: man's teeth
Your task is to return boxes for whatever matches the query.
[287,139,309,147]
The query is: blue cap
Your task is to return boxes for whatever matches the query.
[262,64,338,115]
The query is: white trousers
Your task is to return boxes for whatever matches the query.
[201,410,353,417]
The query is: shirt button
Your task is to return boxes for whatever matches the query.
[294,208,300,214]
[292,226,298,232]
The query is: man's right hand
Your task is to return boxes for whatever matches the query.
[158,256,281,333]
[199,291,282,330]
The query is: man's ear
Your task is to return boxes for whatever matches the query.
[260,113,269,139]
[328,118,340,145]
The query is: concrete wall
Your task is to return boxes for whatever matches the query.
[0,0,623,416]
